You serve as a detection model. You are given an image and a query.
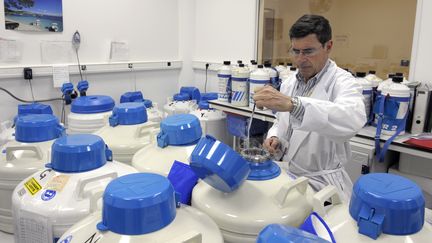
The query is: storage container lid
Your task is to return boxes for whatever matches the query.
[47,134,112,173]
[157,114,202,148]
[71,95,115,114]
[18,103,53,116]
[109,102,147,126]
[201,92,218,101]
[257,224,331,243]
[120,91,144,103]
[180,86,201,101]
[97,173,177,235]
[143,99,153,108]
[349,173,425,239]
[241,148,281,181]
[173,93,190,101]
[15,114,64,142]
[189,135,250,192]
[198,100,211,110]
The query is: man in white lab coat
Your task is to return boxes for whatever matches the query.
[253,15,366,201]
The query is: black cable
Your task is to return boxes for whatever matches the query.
[75,50,83,81]
[204,63,209,93]
[0,87,63,103]
[28,78,35,102]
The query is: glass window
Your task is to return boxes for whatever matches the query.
[258,0,417,78]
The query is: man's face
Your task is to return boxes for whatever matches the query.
[290,34,332,81]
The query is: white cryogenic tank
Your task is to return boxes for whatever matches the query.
[132,114,202,176]
[190,136,315,243]
[249,65,270,108]
[56,173,224,243]
[120,91,163,123]
[356,72,373,123]
[0,114,63,233]
[95,103,159,164]
[190,99,231,146]
[307,173,432,242]
[12,134,137,243]
[67,95,115,134]
[217,61,232,102]
[163,87,201,118]
[231,64,249,107]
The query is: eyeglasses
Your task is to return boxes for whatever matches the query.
[289,46,322,57]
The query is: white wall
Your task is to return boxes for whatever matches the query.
[0,0,180,122]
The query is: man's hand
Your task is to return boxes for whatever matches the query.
[253,86,294,112]
[263,136,281,155]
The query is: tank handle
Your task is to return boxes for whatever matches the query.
[76,172,118,204]
[6,145,44,161]
[274,176,309,207]
[312,185,343,217]
[166,230,202,243]
[134,121,160,139]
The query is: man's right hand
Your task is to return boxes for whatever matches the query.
[263,136,280,155]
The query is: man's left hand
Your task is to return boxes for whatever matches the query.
[253,86,294,112]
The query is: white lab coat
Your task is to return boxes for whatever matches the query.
[267,60,366,201]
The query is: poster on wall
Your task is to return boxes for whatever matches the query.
[4,0,63,32]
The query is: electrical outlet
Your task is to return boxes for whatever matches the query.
[23,67,33,80]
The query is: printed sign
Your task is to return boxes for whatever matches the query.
[24,177,42,195]
[41,189,56,201]
[45,175,70,192]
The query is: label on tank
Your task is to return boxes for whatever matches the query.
[17,210,50,243]
[45,175,70,192]
[24,177,42,195]
[41,190,56,201]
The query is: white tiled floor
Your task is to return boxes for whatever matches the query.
[0,231,14,243]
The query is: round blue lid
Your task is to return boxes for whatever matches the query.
[179,86,201,101]
[349,173,425,239]
[97,173,177,235]
[157,114,202,148]
[198,101,210,110]
[109,102,147,126]
[15,114,64,143]
[173,93,190,101]
[18,103,53,116]
[257,224,331,243]
[142,99,153,108]
[47,134,112,173]
[71,95,115,114]
[120,91,144,103]
[200,92,218,101]
[241,148,281,181]
[189,135,250,192]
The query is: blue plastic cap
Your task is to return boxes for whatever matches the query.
[247,160,281,181]
[349,173,425,239]
[47,134,112,173]
[18,103,53,116]
[61,82,74,95]
[180,86,201,101]
[299,212,336,243]
[157,114,202,148]
[109,103,147,126]
[77,80,89,92]
[71,95,115,114]
[97,173,177,235]
[257,224,331,243]
[173,93,190,101]
[15,114,64,143]
[200,92,218,101]
[198,101,210,110]
[189,135,250,192]
[142,99,153,108]
[120,91,144,103]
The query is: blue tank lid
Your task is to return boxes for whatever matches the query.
[71,95,115,114]
[47,134,112,173]
[349,173,425,239]
[189,135,250,192]
[97,173,177,235]
[157,114,202,148]
[198,101,210,110]
[173,93,190,101]
[180,86,201,101]
[109,102,147,126]
[142,99,153,108]
[18,103,53,116]
[201,92,218,101]
[120,91,144,103]
[257,224,331,243]
[241,148,281,180]
[15,114,64,143]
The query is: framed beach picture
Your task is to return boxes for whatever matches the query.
[4,0,63,32]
